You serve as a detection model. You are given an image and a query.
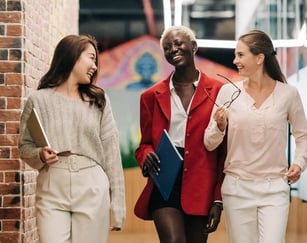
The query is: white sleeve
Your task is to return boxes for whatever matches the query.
[204,86,228,151]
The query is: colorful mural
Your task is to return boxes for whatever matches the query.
[97,35,240,168]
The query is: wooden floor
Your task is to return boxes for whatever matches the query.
[108,230,307,243]
[108,196,307,243]
[108,232,307,243]
[108,168,307,243]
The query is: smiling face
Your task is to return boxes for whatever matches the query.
[70,43,97,85]
[161,29,196,68]
[233,40,264,78]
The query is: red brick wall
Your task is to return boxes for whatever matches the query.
[0,0,78,242]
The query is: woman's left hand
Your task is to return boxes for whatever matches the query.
[213,107,228,132]
[286,164,302,184]
[204,202,223,234]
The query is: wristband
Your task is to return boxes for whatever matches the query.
[213,202,223,210]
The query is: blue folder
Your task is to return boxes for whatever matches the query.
[149,129,184,200]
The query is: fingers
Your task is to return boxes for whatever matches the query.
[205,217,217,233]
[204,204,222,233]
[213,107,228,132]
[144,152,160,175]
[214,107,227,122]
[285,164,301,184]
[205,215,220,233]
[39,147,58,165]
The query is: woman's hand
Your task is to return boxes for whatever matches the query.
[213,106,228,132]
[286,164,302,184]
[142,152,160,177]
[205,202,223,234]
[39,146,59,165]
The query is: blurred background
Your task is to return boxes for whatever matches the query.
[78,1,307,242]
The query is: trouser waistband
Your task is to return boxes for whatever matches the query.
[49,155,97,172]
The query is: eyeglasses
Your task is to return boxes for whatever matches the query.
[205,74,241,109]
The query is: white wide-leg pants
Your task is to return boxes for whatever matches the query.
[222,174,290,243]
[35,156,110,243]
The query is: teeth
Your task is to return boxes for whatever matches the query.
[172,55,181,61]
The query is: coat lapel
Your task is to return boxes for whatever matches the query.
[190,73,213,112]
[155,79,171,121]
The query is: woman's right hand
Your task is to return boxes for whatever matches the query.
[142,152,160,177]
[39,146,59,165]
[213,106,228,132]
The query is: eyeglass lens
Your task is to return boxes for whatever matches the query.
[205,74,241,108]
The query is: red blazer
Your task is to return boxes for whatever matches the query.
[134,71,226,220]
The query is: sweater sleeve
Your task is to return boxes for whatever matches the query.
[99,96,126,229]
[19,97,45,170]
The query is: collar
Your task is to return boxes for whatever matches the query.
[169,69,200,91]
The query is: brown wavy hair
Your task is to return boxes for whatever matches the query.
[38,34,106,111]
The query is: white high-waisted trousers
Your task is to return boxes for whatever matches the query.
[222,174,290,243]
[35,155,110,243]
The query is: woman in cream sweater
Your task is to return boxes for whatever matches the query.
[19,35,125,243]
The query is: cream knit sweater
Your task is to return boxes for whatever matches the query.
[19,88,125,228]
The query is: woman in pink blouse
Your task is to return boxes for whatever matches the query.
[204,30,307,243]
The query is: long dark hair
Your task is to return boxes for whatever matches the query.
[239,30,287,83]
[38,35,106,111]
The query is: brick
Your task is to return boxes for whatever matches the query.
[7,97,21,109]
[0,123,4,133]
[5,171,20,183]
[0,36,21,48]
[0,208,21,219]
[7,24,22,36]
[0,49,8,60]
[3,195,20,207]
[23,217,36,232]
[22,171,37,184]
[6,122,19,134]
[9,49,21,61]
[6,73,23,85]
[0,183,20,195]
[7,1,21,11]
[0,97,5,109]
[11,147,19,159]
[0,25,4,35]
[23,207,35,219]
[23,195,35,208]
[2,220,20,231]
[0,232,20,242]
[0,147,10,158]
[22,229,38,243]
[23,183,36,195]
[0,61,21,72]
[0,13,21,23]
[0,73,4,84]
[0,159,20,170]
[0,134,19,146]
[0,110,20,121]
[0,1,5,11]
